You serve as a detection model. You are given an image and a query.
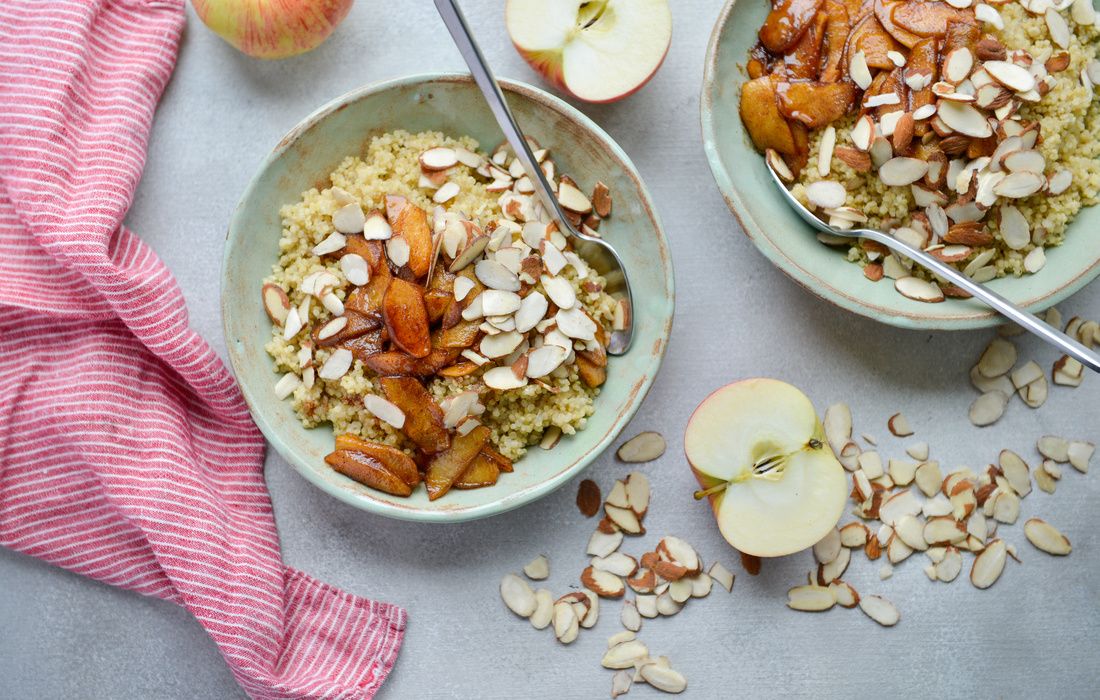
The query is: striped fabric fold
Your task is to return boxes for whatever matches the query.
[0,2,406,698]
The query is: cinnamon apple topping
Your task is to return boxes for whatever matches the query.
[266,135,624,499]
[741,0,1100,302]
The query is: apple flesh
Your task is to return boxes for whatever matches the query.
[505,0,672,103]
[191,0,353,59]
[685,379,847,558]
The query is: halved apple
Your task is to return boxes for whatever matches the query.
[505,0,672,103]
[685,379,847,558]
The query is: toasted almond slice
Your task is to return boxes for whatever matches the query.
[617,432,666,463]
[606,504,644,535]
[620,599,642,632]
[805,180,847,209]
[592,552,639,578]
[895,276,944,303]
[606,480,630,508]
[1038,435,1070,462]
[623,472,651,518]
[998,449,1031,497]
[655,591,683,616]
[639,664,688,694]
[523,554,550,580]
[419,146,458,171]
[819,546,851,584]
[943,47,975,83]
[839,522,869,548]
[786,585,835,612]
[823,402,853,456]
[931,546,961,582]
[766,149,794,181]
[970,538,1007,589]
[849,49,873,89]
[1068,441,1094,473]
[1024,518,1071,555]
[558,180,593,213]
[500,573,537,617]
[969,390,1008,427]
[658,536,701,573]
[262,283,290,326]
[529,588,553,629]
[813,528,842,564]
[587,528,624,558]
[552,600,580,643]
[859,595,899,626]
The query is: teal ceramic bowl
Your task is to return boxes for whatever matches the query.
[222,74,673,522]
[701,0,1100,330]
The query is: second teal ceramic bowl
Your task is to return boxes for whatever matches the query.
[222,74,673,522]
[701,0,1100,329]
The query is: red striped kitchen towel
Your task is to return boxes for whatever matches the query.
[0,1,406,697]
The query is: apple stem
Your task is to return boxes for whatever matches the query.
[693,482,728,500]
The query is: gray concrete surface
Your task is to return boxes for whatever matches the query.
[2,1,1098,698]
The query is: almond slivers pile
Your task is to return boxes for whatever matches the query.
[498,467,735,696]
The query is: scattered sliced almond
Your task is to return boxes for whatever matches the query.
[639,663,688,694]
[523,555,550,580]
[500,573,537,617]
[592,552,639,578]
[553,600,580,644]
[617,432,666,463]
[887,412,913,437]
[895,276,944,303]
[859,595,900,626]
[969,390,1008,427]
[970,538,1007,589]
[1068,441,1094,473]
[1037,435,1070,462]
[587,528,624,558]
[786,585,836,612]
[530,589,553,629]
[1024,518,1071,555]
[708,562,734,592]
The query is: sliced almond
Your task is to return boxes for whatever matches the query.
[813,528,843,564]
[657,536,701,574]
[849,49,873,89]
[818,546,851,584]
[786,585,836,612]
[587,528,624,558]
[523,554,550,580]
[617,432,666,463]
[935,547,963,582]
[766,149,794,181]
[997,450,1031,497]
[978,338,1017,377]
[1068,441,1094,473]
[879,157,929,187]
[805,180,847,209]
[1024,518,1071,555]
[895,276,944,303]
[558,180,592,214]
[1038,435,1070,462]
[859,595,900,626]
[605,504,644,535]
[887,412,914,437]
[970,538,1007,589]
[592,552,639,578]
[262,283,290,326]
[317,348,353,382]
[552,600,580,643]
[937,101,992,138]
[969,390,1008,427]
[639,664,688,694]
[851,114,875,151]
[620,599,642,632]
[991,490,1020,524]
[829,581,860,608]
[500,573,537,617]
[943,48,975,83]
[655,591,683,616]
[839,522,869,548]
[529,588,553,629]
[923,516,967,545]
[914,461,942,497]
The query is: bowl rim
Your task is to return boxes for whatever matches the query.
[700,0,1100,331]
[222,72,675,523]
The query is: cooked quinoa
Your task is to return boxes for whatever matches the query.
[792,3,1100,280]
[264,130,617,461]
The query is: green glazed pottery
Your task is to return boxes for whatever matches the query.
[701,0,1100,329]
[222,74,674,522]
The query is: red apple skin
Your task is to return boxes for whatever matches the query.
[191,0,353,59]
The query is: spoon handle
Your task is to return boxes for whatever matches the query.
[432,0,575,232]
[862,228,1100,373]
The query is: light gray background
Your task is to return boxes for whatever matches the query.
[2,1,1098,698]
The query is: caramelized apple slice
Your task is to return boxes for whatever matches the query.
[847,13,902,69]
[575,353,607,388]
[819,0,851,82]
[759,0,826,53]
[313,310,382,348]
[380,376,450,454]
[345,262,391,315]
[434,319,481,349]
[908,37,938,133]
[336,235,385,268]
[480,444,514,473]
[740,75,797,155]
[385,195,433,279]
[334,434,421,487]
[453,454,501,490]
[340,329,386,364]
[874,0,921,47]
[325,450,413,497]
[776,81,858,128]
[783,10,827,80]
[891,1,974,39]
[942,19,979,55]
[425,424,491,500]
[424,291,452,324]
[383,277,431,358]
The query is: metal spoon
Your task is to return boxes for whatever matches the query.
[433,0,635,355]
[765,162,1100,373]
